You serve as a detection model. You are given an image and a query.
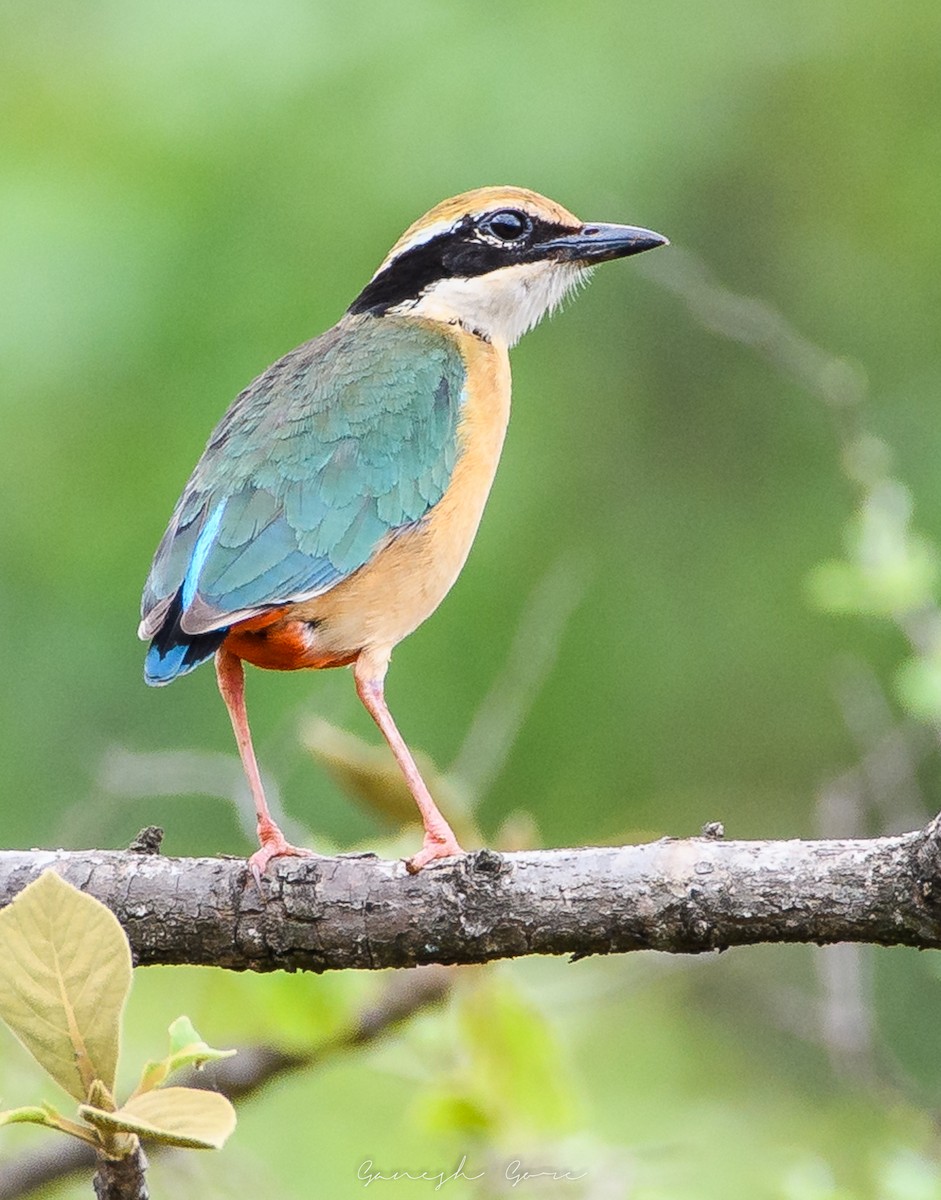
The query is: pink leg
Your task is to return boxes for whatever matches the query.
[215,648,314,879]
[354,650,464,873]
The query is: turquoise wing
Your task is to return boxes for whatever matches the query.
[140,316,465,680]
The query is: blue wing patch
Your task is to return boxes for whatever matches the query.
[181,501,226,610]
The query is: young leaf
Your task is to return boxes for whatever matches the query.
[0,870,131,1101]
[0,1104,100,1146]
[80,1087,236,1150]
[133,1016,236,1097]
[166,1015,235,1069]
[0,1106,57,1128]
[168,1016,205,1057]
[86,1078,117,1114]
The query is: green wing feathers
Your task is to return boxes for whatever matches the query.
[140,317,466,643]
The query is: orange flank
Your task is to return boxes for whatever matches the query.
[223,610,357,672]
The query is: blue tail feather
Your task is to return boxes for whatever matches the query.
[144,590,227,686]
[144,640,214,686]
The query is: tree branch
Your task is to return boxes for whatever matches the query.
[3,820,941,972]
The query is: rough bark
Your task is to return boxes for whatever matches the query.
[3,819,941,973]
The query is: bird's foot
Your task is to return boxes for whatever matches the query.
[405,832,466,875]
[248,828,316,888]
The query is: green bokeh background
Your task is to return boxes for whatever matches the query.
[3,2,941,1196]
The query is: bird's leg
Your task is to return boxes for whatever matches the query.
[354,650,464,873]
[214,647,314,879]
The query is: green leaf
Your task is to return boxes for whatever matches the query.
[414,1090,492,1137]
[80,1087,236,1150]
[86,1078,117,1113]
[805,560,873,615]
[808,484,939,620]
[0,1105,57,1128]
[896,657,941,722]
[0,870,131,1101]
[454,976,578,1137]
[168,1015,204,1057]
[134,1060,170,1095]
[133,1016,236,1096]
[0,1103,100,1146]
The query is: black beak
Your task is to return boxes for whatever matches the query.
[541,222,669,264]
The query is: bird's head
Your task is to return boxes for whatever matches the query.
[347,186,667,347]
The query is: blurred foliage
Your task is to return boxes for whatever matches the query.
[3,0,941,1196]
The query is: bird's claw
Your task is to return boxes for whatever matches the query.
[405,834,466,874]
[248,833,316,888]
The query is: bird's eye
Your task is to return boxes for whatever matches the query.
[479,210,532,242]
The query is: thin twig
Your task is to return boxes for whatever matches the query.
[92,1147,149,1200]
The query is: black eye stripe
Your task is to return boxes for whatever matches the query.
[348,213,582,317]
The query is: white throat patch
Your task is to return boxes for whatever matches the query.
[393,260,589,346]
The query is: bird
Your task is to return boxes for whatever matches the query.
[139,186,667,877]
